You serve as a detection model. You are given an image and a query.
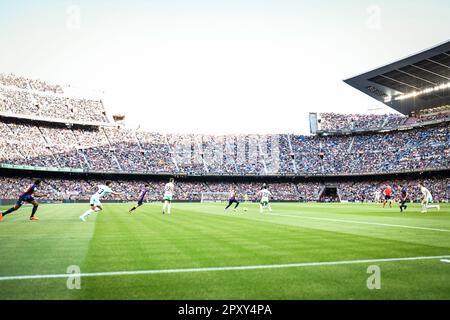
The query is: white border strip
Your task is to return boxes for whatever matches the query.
[1,255,449,281]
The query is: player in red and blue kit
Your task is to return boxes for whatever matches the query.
[399,185,408,212]
[224,188,240,212]
[128,183,150,214]
[0,179,45,221]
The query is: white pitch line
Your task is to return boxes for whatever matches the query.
[199,209,450,233]
[0,255,449,281]
[441,259,450,263]
[272,213,450,233]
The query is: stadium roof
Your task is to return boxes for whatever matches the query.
[344,40,450,115]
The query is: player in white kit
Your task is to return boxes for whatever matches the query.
[162,178,175,214]
[258,184,272,213]
[80,181,124,221]
[419,183,440,213]
[374,190,381,203]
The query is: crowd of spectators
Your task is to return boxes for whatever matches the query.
[0,177,447,202]
[318,113,409,131]
[318,111,450,132]
[0,122,57,167]
[0,119,448,175]
[136,131,175,173]
[161,134,276,175]
[0,73,64,94]
[0,86,108,123]
[418,111,450,122]
[291,123,448,174]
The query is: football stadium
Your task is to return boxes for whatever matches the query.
[0,1,449,305]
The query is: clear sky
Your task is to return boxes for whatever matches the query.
[0,0,449,134]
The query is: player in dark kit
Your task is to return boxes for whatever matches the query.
[399,185,408,212]
[224,188,240,212]
[0,179,46,221]
[129,184,150,214]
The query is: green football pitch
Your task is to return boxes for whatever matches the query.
[0,202,449,300]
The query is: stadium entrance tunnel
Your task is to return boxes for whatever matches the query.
[319,185,340,202]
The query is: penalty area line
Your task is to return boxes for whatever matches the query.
[0,254,449,281]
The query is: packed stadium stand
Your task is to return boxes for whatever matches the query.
[0,176,447,203]
[316,109,449,132]
[0,73,64,94]
[0,72,449,202]
[0,74,109,123]
[0,118,447,175]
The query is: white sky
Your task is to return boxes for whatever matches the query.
[0,0,449,134]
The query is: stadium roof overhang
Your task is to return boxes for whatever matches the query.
[344,40,450,115]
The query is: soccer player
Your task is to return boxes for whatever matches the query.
[399,185,408,212]
[80,181,124,222]
[224,188,239,212]
[258,184,272,213]
[162,178,175,214]
[0,179,46,221]
[243,193,249,212]
[374,190,381,203]
[382,185,393,208]
[419,183,440,213]
[129,183,150,214]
